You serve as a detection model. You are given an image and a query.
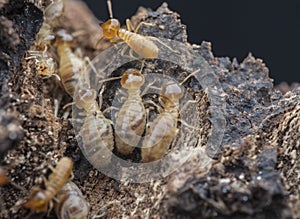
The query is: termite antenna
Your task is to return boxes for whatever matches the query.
[107,0,114,19]
[179,69,201,85]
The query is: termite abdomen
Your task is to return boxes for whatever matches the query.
[54,181,89,219]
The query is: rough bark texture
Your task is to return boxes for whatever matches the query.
[0,1,299,219]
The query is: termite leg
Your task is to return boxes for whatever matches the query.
[134,21,156,33]
[117,88,128,97]
[48,164,55,173]
[128,48,135,59]
[83,56,98,82]
[41,73,61,81]
[120,44,139,60]
[126,19,134,32]
[47,200,53,216]
[178,118,200,131]
[54,99,59,117]
[62,110,70,120]
[179,69,201,85]
[145,107,151,131]
[52,197,59,203]
[25,55,39,60]
[69,171,74,180]
[9,181,26,192]
[102,106,119,115]
[119,40,144,61]
[62,102,75,110]
[98,84,106,109]
[179,100,197,113]
[144,100,163,113]
[42,175,50,188]
[98,76,122,85]
[140,78,158,96]
[126,19,156,34]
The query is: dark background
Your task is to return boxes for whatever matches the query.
[84,0,300,85]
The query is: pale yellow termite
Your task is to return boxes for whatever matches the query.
[141,81,184,162]
[24,157,73,213]
[99,0,177,59]
[26,22,57,78]
[55,30,86,97]
[114,69,146,155]
[74,87,114,168]
[54,181,89,219]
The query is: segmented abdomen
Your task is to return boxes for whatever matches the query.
[80,112,114,168]
[54,181,89,219]
[57,45,82,97]
[118,30,159,59]
[46,157,73,200]
[115,97,146,154]
[141,112,178,162]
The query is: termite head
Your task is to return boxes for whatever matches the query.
[75,88,97,110]
[100,19,120,39]
[24,190,48,212]
[36,57,57,76]
[160,82,184,104]
[121,69,145,90]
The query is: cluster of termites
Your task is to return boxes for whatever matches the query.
[71,0,191,168]
[26,0,88,92]
[18,0,202,217]
[23,157,89,219]
[2,158,89,218]
[26,0,63,78]
[21,1,91,218]
[75,67,191,166]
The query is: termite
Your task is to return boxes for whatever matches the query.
[74,87,114,168]
[55,29,86,97]
[140,69,201,162]
[141,81,184,162]
[100,0,176,59]
[24,157,73,213]
[114,68,146,155]
[26,0,65,79]
[54,181,89,219]
[44,0,65,26]
[35,0,65,51]
[26,50,58,78]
